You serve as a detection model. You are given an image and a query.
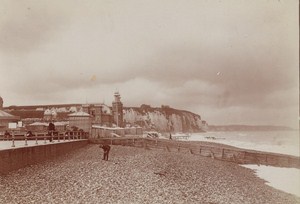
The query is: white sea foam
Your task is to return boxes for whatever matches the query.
[188,131,300,197]
[242,164,300,197]
[189,131,299,156]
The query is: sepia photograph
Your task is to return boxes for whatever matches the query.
[0,0,299,203]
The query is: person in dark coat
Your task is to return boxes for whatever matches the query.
[48,122,55,142]
[99,144,111,161]
[26,130,34,138]
[4,130,11,139]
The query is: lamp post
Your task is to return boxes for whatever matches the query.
[11,131,15,147]
[116,104,118,127]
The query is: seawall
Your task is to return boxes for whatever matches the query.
[90,137,300,169]
[0,140,89,174]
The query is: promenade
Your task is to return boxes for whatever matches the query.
[0,139,86,150]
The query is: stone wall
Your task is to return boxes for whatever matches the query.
[91,138,300,169]
[0,140,88,174]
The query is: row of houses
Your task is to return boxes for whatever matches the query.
[0,93,143,138]
[0,109,20,131]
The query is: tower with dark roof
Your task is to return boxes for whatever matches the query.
[112,92,123,127]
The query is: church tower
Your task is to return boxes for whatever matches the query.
[112,91,123,127]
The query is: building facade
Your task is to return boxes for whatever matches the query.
[68,111,92,132]
[81,92,124,127]
[0,97,20,131]
[82,103,113,127]
[0,96,3,109]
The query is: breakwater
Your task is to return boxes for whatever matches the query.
[90,137,300,169]
[0,140,88,174]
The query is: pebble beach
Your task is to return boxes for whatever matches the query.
[0,144,299,204]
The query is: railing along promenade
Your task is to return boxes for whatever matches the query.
[0,131,89,174]
[90,137,300,169]
[0,131,88,148]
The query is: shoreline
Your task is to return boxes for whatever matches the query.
[0,144,299,203]
[188,131,299,157]
[242,164,300,198]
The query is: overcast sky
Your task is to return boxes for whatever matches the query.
[0,0,298,128]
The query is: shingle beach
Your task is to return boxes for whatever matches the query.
[0,144,299,204]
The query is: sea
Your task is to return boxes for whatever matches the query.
[188,130,300,197]
[189,130,299,156]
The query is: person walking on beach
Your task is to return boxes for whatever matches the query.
[99,144,111,161]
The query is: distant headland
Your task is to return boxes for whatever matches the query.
[208,125,296,132]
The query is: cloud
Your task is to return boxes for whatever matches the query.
[0,0,298,128]
[0,1,67,55]
[130,45,298,108]
[197,104,298,128]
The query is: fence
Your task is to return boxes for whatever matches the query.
[0,131,89,148]
[90,137,300,169]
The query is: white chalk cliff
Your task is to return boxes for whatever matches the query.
[123,105,206,133]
